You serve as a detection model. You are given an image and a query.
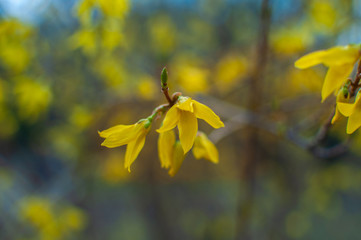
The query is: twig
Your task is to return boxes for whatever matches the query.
[204,95,349,159]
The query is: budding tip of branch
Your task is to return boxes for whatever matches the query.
[161,67,168,88]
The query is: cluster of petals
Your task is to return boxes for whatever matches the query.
[157,96,224,153]
[99,119,150,171]
[295,45,360,102]
[337,91,361,134]
[99,96,224,175]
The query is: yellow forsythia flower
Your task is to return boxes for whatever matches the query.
[295,45,361,102]
[168,141,185,177]
[99,119,151,171]
[331,87,350,124]
[337,91,361,134]
[157,96,224,154]
[157,130,186,176]
[192,132,219,164]
[158,130,175,169]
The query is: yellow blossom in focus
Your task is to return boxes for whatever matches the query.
[337,91,361,134]
[215,54,248,92]
[192,132,219,164]
[157,130,186,176]
[158,130,176,169]
[99,119,151,171]
[157,96,224,154]
[14,77,52,122]
[332,87,350,124]
[295,45,361,102]
[168,141,185,177]
[137,76,157,100]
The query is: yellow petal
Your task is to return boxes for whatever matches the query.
[321,45,360,66]
[176,97,194,112]
[168,141,185,177]
[192,133,219,164]
[98,124,134,138]
[354,91,361,108]
[178,110,198,154]
[100,124,141,148]
[331,109,342,124]
[157,106,179,133]
[193,100,224,128]
[295,45,360,69]
[124,132,146,172]
[158,130,175,168]
[346,109,361,134]
[321,64,353,102]
[337,102,355,117]
[295,50,327,69]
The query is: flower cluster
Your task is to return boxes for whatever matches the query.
[99,68,224,176]
[295,44,361,134]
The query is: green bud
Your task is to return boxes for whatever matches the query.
[161,67,168,88]
[144,119,152,129]
[342,86,349,98]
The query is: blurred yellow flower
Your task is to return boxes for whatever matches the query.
[215,54,248,92]
[19,197,54,228]
[295,45,360,101]
[0,44,30,73]
[157,96,224,154]
[309,0,337,31]
[59,206,86,231]
[271,27,314,55]
[337,91,361,134]
[192,132,219,164]
[95,56,125,88]
[286,68,323,95]
[69,105,93,130]
[76,0,95,25]
[177,66,209,93]
[137,76,157,100]
[14,77,52,122]
[69,28,97,55]
[99,119,151,171]
[332,87,350,124]
[148,14,176,54]
[100,152,130,183]
[98,0,129,18]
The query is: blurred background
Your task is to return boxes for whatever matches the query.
[1,0,361,239]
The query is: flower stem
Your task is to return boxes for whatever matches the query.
[350,59,361,97]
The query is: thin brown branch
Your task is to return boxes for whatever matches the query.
[350,59,361,97]
[204,95,349,159]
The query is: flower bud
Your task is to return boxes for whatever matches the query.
[161,67,168,89]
